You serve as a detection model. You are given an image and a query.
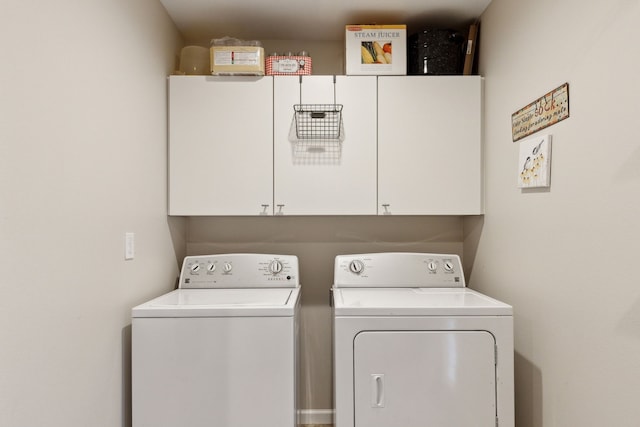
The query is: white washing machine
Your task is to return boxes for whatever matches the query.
[332,252,514,427]
[132,253,300,427]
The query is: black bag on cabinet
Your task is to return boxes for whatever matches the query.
[407,28,465,75]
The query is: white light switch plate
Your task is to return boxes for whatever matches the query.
[125,232,135,260]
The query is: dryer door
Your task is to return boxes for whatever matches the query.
[354,331,496,427]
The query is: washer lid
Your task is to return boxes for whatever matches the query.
[132,288,300,318]
[333,288,512,316]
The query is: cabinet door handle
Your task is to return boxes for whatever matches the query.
[381,204,392,215]
[260,204,270,216]
[276,204,285,216]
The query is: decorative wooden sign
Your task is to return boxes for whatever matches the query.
[512,83,569,142]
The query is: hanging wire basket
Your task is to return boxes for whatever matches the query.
[293,104,343,140]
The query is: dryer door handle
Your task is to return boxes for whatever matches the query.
[371,374,385,408]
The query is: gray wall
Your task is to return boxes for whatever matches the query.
[469,0,640,426]
[0,1,184,425]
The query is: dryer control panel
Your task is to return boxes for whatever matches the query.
[179,253,299,289]
[334,252,465,288]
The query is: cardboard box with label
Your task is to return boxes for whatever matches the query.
[210,46,265,75]
[345,25,407,75]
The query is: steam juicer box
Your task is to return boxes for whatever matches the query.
[345,25,406,75]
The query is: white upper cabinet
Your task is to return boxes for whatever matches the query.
[168,75,483,216]
[377,76,483,215]
[273,76,377,215]
[168,76,273,216]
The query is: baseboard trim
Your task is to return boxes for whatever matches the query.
[298,409,334,425]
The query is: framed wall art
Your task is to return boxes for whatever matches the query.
[518,134,552,188]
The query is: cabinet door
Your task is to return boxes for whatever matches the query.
[354,331,497,427]
[168,76,273,216]
[273,76,377,215]
[378,76,483,215]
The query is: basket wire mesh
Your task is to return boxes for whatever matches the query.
[288,77,345,164]
[293,104,343,140]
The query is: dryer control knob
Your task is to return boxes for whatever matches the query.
[269,260,283,274]
[190,263,201,273]
[206,262,216,273]
[223,262,233,273]
[349,260,365,274]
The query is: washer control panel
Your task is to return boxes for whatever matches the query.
[179,254,299,289]
[334,252,465,288]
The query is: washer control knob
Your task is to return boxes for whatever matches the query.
[223,262,233,273]
[444,261,454,272]
[349,260,365,274]
[427,261,438,272]
[269,260,283,274]
[190,263,201,273]
[206,262,216,273]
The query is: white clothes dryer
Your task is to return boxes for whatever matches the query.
[332,252,514,427]
[132,254,300,427]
